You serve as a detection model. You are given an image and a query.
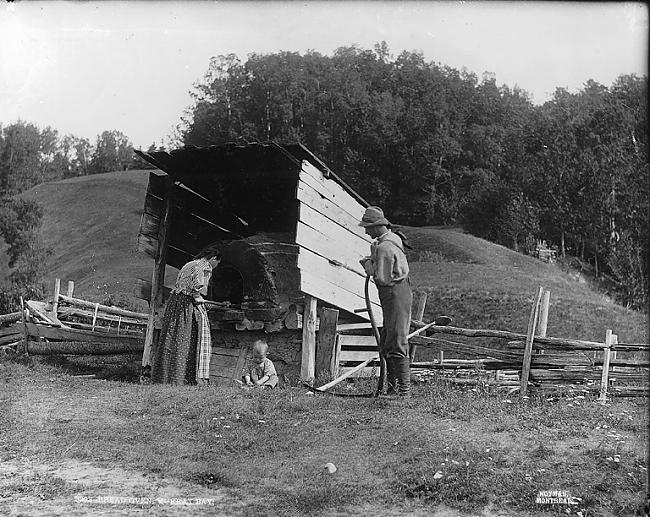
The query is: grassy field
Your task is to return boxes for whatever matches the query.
[0,171,648,515]
[0,357,647,516]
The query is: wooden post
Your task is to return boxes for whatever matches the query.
[520,286,544,396]
[19,296,29,355]
[141,176,173,374]
[409,291,428,363]
[66,281,75,298]
[536,289,550,356]
[599,329,613,403]
[300,295,317,383]
[91,303,99,332]
[537,289,550,338]
[315,308,339,379]
[51,278,61,317]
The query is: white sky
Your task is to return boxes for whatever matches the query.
[1,1,647,149]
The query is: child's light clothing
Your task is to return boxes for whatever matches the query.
[243,357,278,388]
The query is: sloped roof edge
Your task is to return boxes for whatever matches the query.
[134,142,369,208]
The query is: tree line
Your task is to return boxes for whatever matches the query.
[181,44,648,310]
[0,123,159,195]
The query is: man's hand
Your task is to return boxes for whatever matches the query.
[359,257,374,276]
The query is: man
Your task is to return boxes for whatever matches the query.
[359,206,413,397]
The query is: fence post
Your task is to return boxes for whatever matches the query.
[536,289,551,341]
[51,278,61,317]
[599,329,613,403]
[520,286,544,397]
[19,296,29,355]
[409,291,428,363]
[66,281,75,298]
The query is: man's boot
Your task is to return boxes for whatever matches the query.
[395,357,411,397]
[386,357,398,395]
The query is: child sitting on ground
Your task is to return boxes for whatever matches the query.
[242,340,278,389]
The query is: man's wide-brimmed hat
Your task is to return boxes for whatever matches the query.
[358,206,390,227]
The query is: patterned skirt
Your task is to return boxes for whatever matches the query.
[151,293,212,385]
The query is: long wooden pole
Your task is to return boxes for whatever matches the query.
[520,287,544,396]
[58,294,148,320]
[20,297,29,355]
[411,324,645,351]
[51,278,61,317]
[0,312,22,325]
[141,175,173,373]
[599,330,614,403]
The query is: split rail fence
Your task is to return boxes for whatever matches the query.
[335,287,649,399]
[0,279,147,356]
[1,279,648,400]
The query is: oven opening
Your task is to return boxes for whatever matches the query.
[209,266,244,306]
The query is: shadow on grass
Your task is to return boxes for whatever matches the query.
[1,352,142,383]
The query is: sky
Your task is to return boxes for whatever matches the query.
[1,1,647,149]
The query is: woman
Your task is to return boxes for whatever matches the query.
[151,249,221,385]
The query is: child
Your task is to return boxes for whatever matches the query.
[242,340,278,389]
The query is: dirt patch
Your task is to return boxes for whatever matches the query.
[0,458,245,517]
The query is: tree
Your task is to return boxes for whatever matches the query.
[0,121,43,194]
[0,197,52,313]
[89,130,134,174]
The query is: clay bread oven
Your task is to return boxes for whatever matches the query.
[134,143,383,385]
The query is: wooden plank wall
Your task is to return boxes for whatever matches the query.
[137,171,241,270]
[295,160,383,325]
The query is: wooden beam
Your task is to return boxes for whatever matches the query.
[58,294,148,320]
[296,219,368,276]
[301,295,317,382]
[51,278,61,317]
[413,324,648,351]
[297,246,381,308]
[599,330,614,403]
[26,300,60,325]
[315,308,339,378]
[300,270,383,326]
[537,289,551,338]
[315,354,378,391]
[297,191,370,243]
[0,312,21,325]
[58,306,147,326]
[299,161,365,221]
[66,281,75,298]
[20,322,143,347]
[0,333,23,346]
[142,175,173,370]
[520,287,544,397]
[20,297,28,355]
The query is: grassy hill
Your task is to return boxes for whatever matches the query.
[3,170,647,344]
[11,170,156,311]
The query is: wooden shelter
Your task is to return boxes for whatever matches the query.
[134,143,383,385]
